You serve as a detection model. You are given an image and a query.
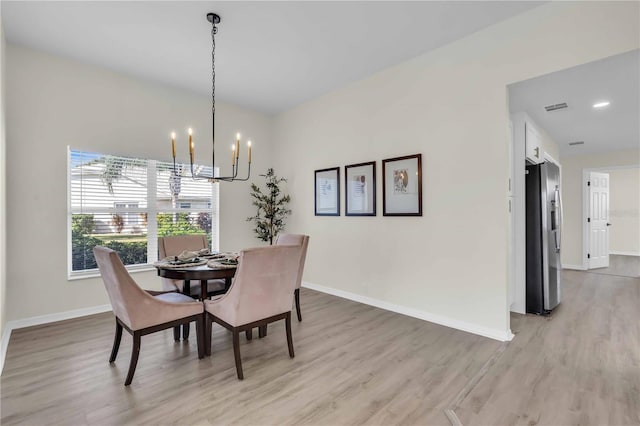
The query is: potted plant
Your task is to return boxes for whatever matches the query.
[247,168,291,245]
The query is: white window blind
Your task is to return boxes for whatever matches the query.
[68,148,218,276]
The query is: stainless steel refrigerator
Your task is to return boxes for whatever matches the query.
[526,161,562,314]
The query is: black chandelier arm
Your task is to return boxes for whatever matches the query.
[216,161,251,181]
[233,154,239,178]
[189,162,251,182]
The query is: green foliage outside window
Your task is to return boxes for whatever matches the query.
[72,214,95,235]
[111,214,125,234]
[71,212,213,271]
[157,213,205,237]
[71,223,147,271]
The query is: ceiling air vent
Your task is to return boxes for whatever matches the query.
[568,141,584,146]
[545,103,568,112]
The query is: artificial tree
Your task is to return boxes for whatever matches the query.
[247,168,291,245]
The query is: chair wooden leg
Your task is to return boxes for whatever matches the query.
[285,312,295,358]
[173,326,181,341]
[205,314,212,357]
[294,288,302,322]
[232,329,244,380]
[182,323,190,340]
[109,320,123,363]
[195,316,205,359]
[124,332,141,386]
[259,325,267,338]
[245,329,253,340]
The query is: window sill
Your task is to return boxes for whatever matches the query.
[68,264,156,281]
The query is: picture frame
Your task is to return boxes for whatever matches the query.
[382,154,422,216]
[314,167,340,216]
[345,161,376,216]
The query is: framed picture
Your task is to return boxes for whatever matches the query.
[382,154,422,216]
[315,167,340,216]
[345,161,376,216]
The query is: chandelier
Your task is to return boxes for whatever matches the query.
[170,13,252,182]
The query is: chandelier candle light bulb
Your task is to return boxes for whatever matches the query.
[235,133,240,161]
[171,132,176,159]
[188,128,194,164]
[248,141,252,163]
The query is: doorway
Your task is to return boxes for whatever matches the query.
[582,165,640,278]
[507,48,640,313]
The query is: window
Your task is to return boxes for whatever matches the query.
[114,203,140,225]
[68,148,219,277]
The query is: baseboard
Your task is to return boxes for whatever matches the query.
[610,251,640,257]
[302,282,514,342]
[562,264,586,270]
[1,304,112,374]
[6,304,112,330]
[0,326,11,377]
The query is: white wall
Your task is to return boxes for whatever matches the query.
[609,167,640,255]
[5,45,273,321]
[0,17,7,337]
[561,149,640,268]
[273,1,639,340]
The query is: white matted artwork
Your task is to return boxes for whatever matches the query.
[382,154,422,216]
[315,167,340,216]
[345,161,376,216]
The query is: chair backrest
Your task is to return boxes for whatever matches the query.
[275,233,309,289]
[219,245,301,326]
[94,246,159,330]
[158,234,208,259]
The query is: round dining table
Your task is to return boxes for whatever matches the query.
[156,264,237,339]
[156,264,236,300]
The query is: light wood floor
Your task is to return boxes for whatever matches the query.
[456,270,640,425]
[1,289,499,425]
[584,254,640,278]
[2,269,638,426]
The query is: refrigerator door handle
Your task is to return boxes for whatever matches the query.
[555,186,562,252]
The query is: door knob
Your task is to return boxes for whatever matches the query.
[606,223,611,226]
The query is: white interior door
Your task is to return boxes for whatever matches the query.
[588,172,610,269]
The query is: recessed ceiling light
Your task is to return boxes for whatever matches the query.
[593,101,610,109]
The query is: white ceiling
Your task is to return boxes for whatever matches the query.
[2,1,542,114]
[509,49,640,158]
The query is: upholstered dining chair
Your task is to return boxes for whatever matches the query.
[204,245,301,380]
[275,233,310,322]
[158,234,226,298]
[94,246,205,386]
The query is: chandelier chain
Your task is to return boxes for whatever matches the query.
[211,24,217,116]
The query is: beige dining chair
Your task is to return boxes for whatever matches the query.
[94,246,205,386]
[158,234,226,298]
[275,233,310,322]
[204,245,301,380]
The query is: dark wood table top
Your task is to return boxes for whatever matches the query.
[156,265,236,281]
[156,265,237,302]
